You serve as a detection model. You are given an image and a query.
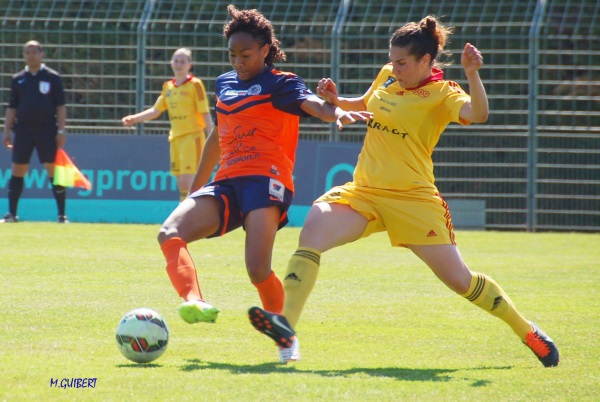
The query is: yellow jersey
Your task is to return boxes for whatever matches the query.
[153,74,210,140]
[355,64,471,193]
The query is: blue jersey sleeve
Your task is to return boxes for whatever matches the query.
[271,74,313,117]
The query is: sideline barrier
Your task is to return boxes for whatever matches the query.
[0,134,484,228]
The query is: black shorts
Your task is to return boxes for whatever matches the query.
[12,126,57,164]
[189,175,294,238]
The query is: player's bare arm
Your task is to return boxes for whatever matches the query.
[300,96,372,130]
[201,113,214,138]
[316,78,368,112]
[459,43,489,124]
[189,126,221,193]
[122,107,162,127]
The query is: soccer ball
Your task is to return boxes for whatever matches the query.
[115,308,169,363]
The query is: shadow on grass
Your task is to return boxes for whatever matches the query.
[181,359,512,384]
[116,363,163,368]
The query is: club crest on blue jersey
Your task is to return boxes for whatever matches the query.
[39,81,50,94]
[247,84,262,95]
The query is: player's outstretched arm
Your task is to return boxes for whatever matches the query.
[121,107,162,127]
[316,78,368,112]
[300,96,372,130]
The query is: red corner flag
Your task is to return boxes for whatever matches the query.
[53,148,92,190]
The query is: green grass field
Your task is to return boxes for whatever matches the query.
[1,223,599,401]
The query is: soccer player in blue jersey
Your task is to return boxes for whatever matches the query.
[157,5,371,363]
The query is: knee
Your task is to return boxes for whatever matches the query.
[246,265,271,283]
[157,230,167,245]
[434,264,472,294]
[297,225,313,246]
[452,271,473,295]
[11,169,27,177]
[157,226,178,245]
[297,221,326,250]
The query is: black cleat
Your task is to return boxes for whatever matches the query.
[248,306,295,349]
[0,213,18,223]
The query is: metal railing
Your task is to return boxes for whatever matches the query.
[0,0,598,231]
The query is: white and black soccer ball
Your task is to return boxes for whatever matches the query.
[115,308,169,363]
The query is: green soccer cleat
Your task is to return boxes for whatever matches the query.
[178,300,219,324]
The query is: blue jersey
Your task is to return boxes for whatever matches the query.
[214,66,313,192]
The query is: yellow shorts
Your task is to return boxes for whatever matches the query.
[315,182,456,247]
[169,131,205,175]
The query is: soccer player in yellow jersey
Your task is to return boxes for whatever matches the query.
[122,48,213,201]
[249,16,560,367]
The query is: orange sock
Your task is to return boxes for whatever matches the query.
[253,271,284,313]
[161,237,202,301]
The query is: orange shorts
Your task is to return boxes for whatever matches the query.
[315,182,456,247]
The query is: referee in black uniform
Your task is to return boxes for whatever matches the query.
[2,40,68,223]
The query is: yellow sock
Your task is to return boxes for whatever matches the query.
[461,272,532,339]
[282,247,321,329]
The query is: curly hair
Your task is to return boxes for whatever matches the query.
[390,16,453,68]
[223,4,286,66]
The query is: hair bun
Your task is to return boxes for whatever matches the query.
[420,16,437,32]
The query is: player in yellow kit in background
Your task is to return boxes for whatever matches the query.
[249,15,560,367]
[122,48,214,201]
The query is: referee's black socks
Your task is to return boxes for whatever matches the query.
[50,181,67,216]
[8,176,24,216]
